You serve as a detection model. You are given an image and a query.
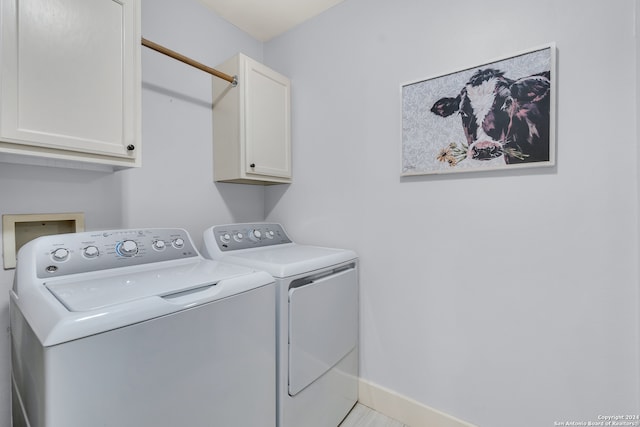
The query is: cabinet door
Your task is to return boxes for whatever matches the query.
[0,0,139,160]
[244,58,291,179]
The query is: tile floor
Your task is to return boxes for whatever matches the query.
[339,403,408,427]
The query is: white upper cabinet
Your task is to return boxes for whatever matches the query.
[213,53,291,185]
[0,0,141,169]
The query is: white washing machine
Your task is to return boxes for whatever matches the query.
[202,223,358,427]
[10,228,276,427]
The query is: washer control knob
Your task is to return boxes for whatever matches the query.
[172,238,185,249]
[118,240,138,257]
[265,230,275,239]
[83,246,99,259]
[234,232,244,241]
[152,240,166,251]
[52,248,70,262]
[250,229,262,241]
[220,233,231,243]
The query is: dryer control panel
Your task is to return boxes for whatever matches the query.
[211,223,291,252]
[32,228,198,278]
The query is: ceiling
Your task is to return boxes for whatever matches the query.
[197,0,345,41]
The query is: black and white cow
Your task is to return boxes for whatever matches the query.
[431,68,551,164]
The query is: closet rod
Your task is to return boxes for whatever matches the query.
[141,38,237,86]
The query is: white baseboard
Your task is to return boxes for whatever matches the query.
[358,379,478,427]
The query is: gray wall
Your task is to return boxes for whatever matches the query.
[0,0,266,423]
[264,0,640,425]
[126,0,266,250]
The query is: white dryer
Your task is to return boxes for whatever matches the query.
[202,223,358,427]
[11,228,276,427]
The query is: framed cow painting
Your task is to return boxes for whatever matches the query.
[401,43,556,176]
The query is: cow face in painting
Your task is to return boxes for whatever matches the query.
[431,68,551,164]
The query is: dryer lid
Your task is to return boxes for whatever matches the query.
[221,244,357,278]
[45,259,260,312]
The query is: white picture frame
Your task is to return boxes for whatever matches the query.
[401,43,556,176]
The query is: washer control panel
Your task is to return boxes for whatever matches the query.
[34,228,198,278]
[212,223,291,252]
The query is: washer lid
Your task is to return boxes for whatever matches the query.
[45,259,261,312]
[220,244,357,278]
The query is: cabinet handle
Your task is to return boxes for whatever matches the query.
[250,163,255,168]
[127,144,135,151]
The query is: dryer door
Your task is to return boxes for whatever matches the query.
[288,266,357,396]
